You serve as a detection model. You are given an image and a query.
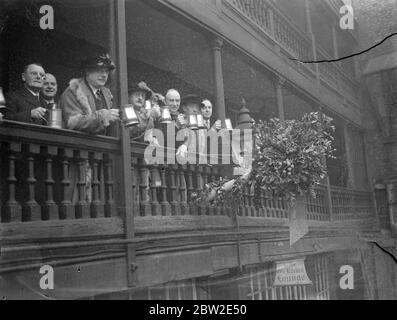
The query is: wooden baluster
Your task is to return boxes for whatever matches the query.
[179,165,189,215]
[196,165,206,216]
[42,146,58,220]
[139,160,151,216]
[212,167,222,215]
[259,189,265,217]
[263,189,271,218]
[249,182,256,216]
[169,165,180,216]
[131,157,140,217]
[270,191,277,218]
[23,144,41,221]
[2,143,22,222]
[90,152,105,218]
[104,154,116,217]
[187,164,197,215]
[59,148,74,220]
[206,166,215,216]
[74,150,90,219]
[160,166,171,216]
[150,165,162,216]
[243,183,250,217]
[277,196,284,218]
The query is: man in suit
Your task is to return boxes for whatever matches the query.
[60,53,120,135]
[41,73,58,108]
[6,63,49,125]
[201,99,221,131]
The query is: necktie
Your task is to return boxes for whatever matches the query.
[96,89,102,100]
[95,89,105,110]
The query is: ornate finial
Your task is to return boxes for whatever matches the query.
[237,97,253,129]
[241,97,246,107]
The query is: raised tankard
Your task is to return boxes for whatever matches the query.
[48,103,63,129]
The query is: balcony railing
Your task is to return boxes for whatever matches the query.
[0,120,119,224]
[0,121,375,228]
[223,0,359,104]
[226,0,312,62]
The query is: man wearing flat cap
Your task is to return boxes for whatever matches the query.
[60,53,120,135]
[128,82,161,139]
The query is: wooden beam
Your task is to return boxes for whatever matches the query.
[113,0,137,287]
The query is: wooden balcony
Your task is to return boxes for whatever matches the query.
[223,0,359,105]
[0,120,380,297]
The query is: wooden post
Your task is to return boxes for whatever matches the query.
[342,121,355,188]
[331,24,339,61]
[211,37,226,125]
[113,0,136,287]
[304,0,320,87]
[274,75,285,121]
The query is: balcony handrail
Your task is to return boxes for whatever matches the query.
[267,0,312,44]
[0,120,120,153]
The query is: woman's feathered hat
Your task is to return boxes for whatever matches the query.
[81,53,116,71]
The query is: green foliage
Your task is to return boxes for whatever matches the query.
[192,112,335,208]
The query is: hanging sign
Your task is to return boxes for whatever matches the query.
[273,258,312,286]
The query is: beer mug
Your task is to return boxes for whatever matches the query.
[48,104,63,129]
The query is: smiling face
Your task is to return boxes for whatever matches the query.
[22,64,45,92]
[85,67,109,88]
[129,91,146,109]
[165,89,181,113]
[201,99,213,119]
[183,102,201,115]
[42,73,58,99]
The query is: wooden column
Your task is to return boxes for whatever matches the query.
[342,121,355,188]
[304,0,320,87]
[113,0,136,286]
[211,37,226,125]
[274,75,285,121]
[331,24,339,60]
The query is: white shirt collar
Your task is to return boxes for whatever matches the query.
[44,98,55,104]
[26,87,40,98]
[87,83,101,96]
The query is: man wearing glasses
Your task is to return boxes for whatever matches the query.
[6,63,49,125]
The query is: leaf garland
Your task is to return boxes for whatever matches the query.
[191,112,335,207]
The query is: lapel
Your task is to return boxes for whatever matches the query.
[100,87,111,110]
[20,87,42,109]
[80,80,97,112]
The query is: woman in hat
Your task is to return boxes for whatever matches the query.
[60,53,120,205]
[60,53,120,135]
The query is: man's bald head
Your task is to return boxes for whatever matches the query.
[42,73,58,100]
[165,89,181,113]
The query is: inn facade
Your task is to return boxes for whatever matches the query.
[0,0,396,300]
